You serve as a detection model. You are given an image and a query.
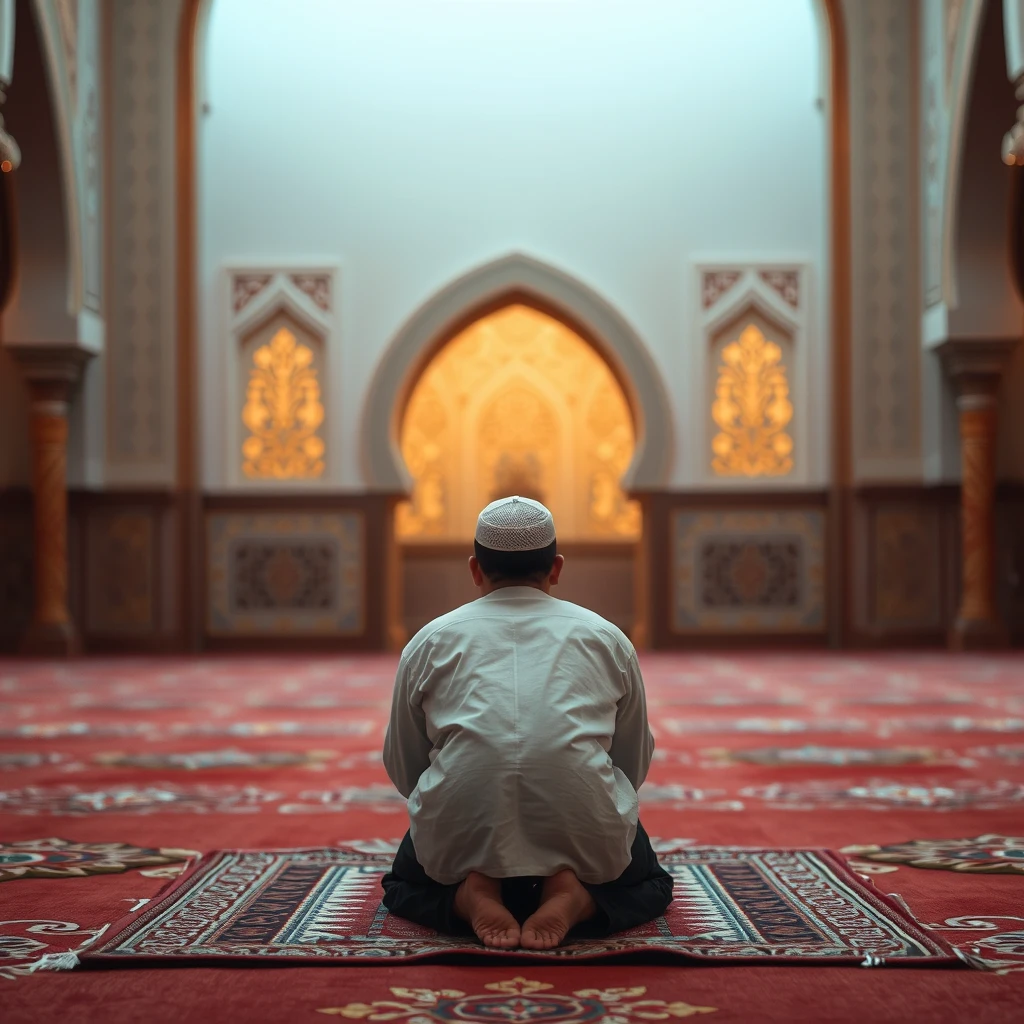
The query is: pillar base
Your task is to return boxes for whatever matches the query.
[948,616,1009,651]
[20,620,80,657]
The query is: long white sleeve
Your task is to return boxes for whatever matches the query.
[382,658,434,799]
[608,652,654,791]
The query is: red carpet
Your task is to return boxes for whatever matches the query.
[1,652,1023,1021]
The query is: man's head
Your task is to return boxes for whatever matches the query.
[469,495,564,593]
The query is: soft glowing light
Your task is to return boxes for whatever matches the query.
[397,304,639,541]
[711,323,794,477]
[241,327,325,479]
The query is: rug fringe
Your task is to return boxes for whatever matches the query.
[886,892,918,920]
[0,924,110,981]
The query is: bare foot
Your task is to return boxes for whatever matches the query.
[454,872,521,948]
[520,869,596,950]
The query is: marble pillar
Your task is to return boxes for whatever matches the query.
[9,345,93,656]
[938,338,1019,650]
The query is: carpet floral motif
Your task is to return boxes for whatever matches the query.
[0,919,110,974]
[705,745,953,767]
[0,838,194,881]
[0,785,281,815]
[740,779,1024,811]
[317,977,718,1022]
[93,749,334,771]
[923,916,1024,975]
[844,835,1024,875]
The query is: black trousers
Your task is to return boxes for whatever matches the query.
[381,820,673,939]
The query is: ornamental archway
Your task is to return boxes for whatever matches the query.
[396,301,641,544]
[389,278,654,638]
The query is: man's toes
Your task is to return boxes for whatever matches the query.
[481,927,519,948]
[521,926,560,950]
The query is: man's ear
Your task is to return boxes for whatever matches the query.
[469,555,485,588]
[548,553,565,586]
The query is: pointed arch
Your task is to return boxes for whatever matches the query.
[359,253,674,493]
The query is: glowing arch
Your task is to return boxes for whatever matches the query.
[359,253,674,493]
[396,302,642,541]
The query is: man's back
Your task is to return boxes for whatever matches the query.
[384,586,654,886]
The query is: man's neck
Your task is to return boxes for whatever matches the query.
[478,579,550,597]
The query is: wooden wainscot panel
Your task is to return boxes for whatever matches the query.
[69,490,181,653]
[401,540,637,641]
[642,491,829,649]
[201,494,397,651]
[852,485,959,647]
[996,482,1024,645]
[0,489,33,653]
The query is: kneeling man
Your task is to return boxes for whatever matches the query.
[382,495,672,949]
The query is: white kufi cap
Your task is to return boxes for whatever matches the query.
[475,496,556,552]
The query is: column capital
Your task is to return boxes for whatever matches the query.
[937,337,1020,405]
[6,342,94,408]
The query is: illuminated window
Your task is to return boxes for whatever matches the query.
[397,304,640,541]
[711,323,794,477]
[241,326,326,480]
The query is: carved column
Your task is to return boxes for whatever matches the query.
[938,339,1019,650]
[9,345,93,655]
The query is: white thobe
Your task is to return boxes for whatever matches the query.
[383,586,654,886]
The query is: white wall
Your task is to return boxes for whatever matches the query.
[199,0,827,491]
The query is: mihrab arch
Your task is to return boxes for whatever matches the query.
[359,253,675,494]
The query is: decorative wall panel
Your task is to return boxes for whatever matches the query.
[77,0,101,314]
[672,509,826,634]
[869,506,944,630]
[106,0,181,482]
[83,510,156,634]
[241,326,326,481]
[397,304,639,541]
[223,270,336,488]
[696,267,807,484]
[710,322,794,478]
[923,0,946,307]
[848,0,921,476]
[206,513,363,636]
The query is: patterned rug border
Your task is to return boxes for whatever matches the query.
[83,846,960,967]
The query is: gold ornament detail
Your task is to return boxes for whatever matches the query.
[317,975,717,1020]
[711,324,794,477]
[241,327,325,480]
[398,304,639,540]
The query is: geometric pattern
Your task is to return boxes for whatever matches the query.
[672,510,825,632]
[206,513,363,636]
[846,836,1024,876]
[0,838,191,882]
[86,847,955,964]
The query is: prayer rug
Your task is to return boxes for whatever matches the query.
[85,846,956,965]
